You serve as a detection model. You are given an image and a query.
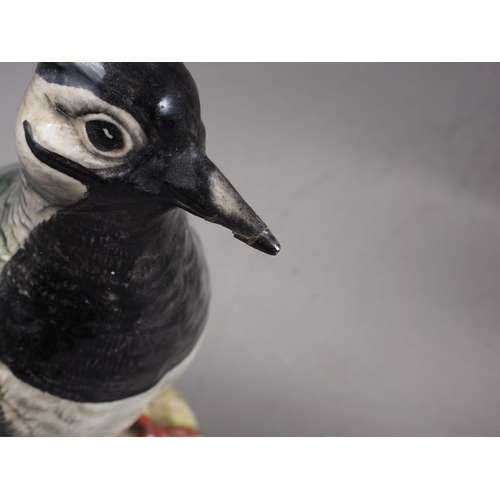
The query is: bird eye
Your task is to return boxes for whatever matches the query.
[85,120,124,152]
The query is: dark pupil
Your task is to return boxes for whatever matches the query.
[85,120,124,152]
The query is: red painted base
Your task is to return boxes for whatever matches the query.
[131,415,200,437]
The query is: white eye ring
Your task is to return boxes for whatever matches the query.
[75,113,133,158]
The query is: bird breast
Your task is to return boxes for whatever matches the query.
[0,200,210,405]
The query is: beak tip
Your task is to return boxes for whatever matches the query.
[250,229,281,256]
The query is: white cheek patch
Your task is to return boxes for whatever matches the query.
[16,82,87,204]
[15,74,147,205]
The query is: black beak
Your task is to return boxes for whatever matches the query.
[144,151,281,256]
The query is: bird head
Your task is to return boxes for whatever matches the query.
[15,62,280,255]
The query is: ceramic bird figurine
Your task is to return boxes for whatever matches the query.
[0,62,280,436]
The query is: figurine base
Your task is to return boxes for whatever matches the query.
[119,386,200,437]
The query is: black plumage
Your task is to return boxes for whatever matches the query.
[0,189,209,402]
[0,63,279,434]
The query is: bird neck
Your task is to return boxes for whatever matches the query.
[0,172,61,271]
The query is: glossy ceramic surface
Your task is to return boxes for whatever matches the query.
[0,63,279,436]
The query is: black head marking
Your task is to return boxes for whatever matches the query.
[36,63,205,153]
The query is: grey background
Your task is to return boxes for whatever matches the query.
[2,63,500,436]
